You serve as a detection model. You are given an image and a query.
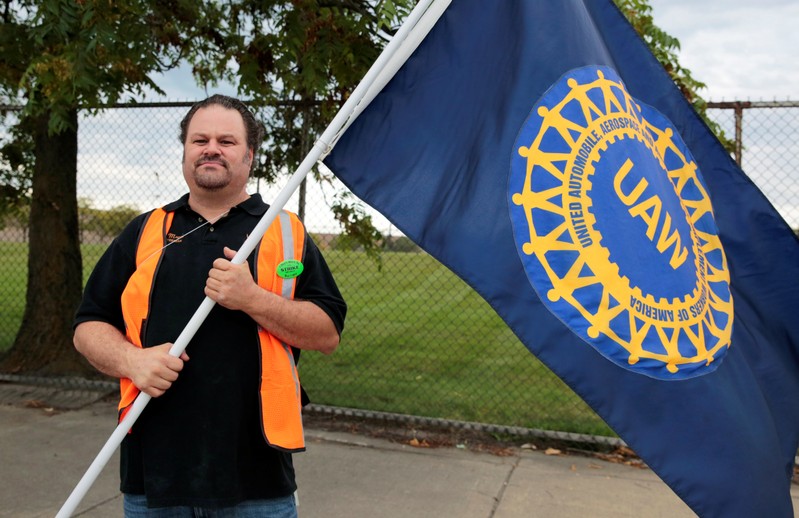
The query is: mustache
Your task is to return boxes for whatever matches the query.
[195,156,229,168]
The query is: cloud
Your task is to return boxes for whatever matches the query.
[143,63,239,102]
[649,0,798,100]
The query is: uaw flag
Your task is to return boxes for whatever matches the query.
[325,0,799,516]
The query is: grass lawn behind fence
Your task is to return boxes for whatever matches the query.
[0,242,611,436]
[306,250,610,435]
[0,242,28,351]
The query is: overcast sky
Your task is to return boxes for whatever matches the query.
[648,0,798,101]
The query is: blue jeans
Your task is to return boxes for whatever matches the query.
[123,493,297,518]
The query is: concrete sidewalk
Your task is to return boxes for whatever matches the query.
[0,380,794,518]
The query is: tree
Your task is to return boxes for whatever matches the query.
[78,200,141,240]
[0,0,221,375]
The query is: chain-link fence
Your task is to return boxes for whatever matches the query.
[1,100,797,445]
[705,101,799,229]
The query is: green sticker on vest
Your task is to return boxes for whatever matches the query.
[277,259,304,279]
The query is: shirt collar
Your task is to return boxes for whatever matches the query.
[162,192,268,217]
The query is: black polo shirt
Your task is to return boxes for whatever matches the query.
[74,193,346,508]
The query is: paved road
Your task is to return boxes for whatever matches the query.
[0,379,795,517]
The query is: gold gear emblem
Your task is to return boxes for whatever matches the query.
[510,68,733,377]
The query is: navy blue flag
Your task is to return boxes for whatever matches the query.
[324,0,799,516]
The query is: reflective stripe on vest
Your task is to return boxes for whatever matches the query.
[253,210,307,452]
[118,208,307,452]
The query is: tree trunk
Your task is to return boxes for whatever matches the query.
[0,109,92,376]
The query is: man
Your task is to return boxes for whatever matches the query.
[74,94,346,517]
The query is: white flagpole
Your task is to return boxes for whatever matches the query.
[56,1,449,516]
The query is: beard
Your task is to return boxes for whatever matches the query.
[191,157,233,191]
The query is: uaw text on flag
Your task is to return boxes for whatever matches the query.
[324,1,799,516]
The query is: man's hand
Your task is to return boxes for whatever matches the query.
[205,246,258,311]
[203,246,340,354]
[124,343,189,398]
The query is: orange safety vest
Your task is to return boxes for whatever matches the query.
[119,207,307,452]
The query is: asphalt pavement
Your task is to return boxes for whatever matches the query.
[1,378,796,518]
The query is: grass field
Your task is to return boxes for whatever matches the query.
[0,242,29,351]
[0,242,612,436]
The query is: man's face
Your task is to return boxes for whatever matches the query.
[182,105,253,194]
